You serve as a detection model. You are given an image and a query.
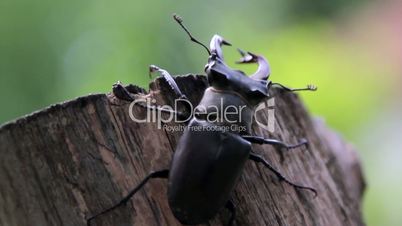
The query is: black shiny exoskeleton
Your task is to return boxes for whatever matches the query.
[87,14,317,226]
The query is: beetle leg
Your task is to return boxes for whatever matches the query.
[113,82,191,121]
[249,153,317,197]
[225,200,237,226]
[86,169,169,226]
[270,82,317,92]
[242,135,308,150]
[149,65,193,118]
[149,65,188,100]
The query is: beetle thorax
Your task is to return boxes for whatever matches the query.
[194,87,254,134]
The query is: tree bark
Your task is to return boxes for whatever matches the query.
[0,75,365,226]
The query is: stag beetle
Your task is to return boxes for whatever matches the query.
[87,14,317,226]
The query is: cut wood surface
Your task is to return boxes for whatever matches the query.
[0,75,365,226]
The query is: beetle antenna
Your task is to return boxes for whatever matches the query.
[173,13,211,55]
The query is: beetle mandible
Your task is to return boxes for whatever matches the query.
[87,14,317,226]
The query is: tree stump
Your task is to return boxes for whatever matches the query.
[0,75,365,226]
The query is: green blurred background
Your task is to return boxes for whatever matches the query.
[1,0,401,225]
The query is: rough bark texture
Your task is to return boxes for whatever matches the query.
[0,75,365,226]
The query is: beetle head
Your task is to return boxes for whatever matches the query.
[205,36,271,106]
[172,14,271,105]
